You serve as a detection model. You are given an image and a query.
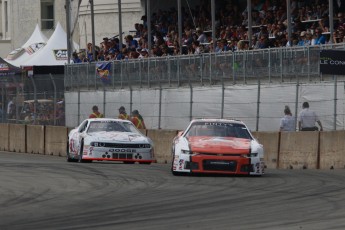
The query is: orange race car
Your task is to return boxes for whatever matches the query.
[171,119,265,176]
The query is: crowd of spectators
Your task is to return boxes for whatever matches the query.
[73,0,345,63]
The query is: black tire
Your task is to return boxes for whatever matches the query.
[66,140,77,162]
[78,140,84,163]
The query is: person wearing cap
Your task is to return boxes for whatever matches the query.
[297,31,311,46]
[118,106,130,120]
[89,105,104,118]
[131,110,146,129]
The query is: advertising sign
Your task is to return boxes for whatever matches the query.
[320,50,345,75]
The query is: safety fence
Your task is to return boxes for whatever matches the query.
[65,43,345,90]
[0,74,65,126]
[65,79,345,131]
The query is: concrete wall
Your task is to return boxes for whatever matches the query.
[26,125,45,154]
[252,131,279,169]
[319,130,345,169]
[8,124,26,153]
[45,126,68,156]
[279,132,319,169]
[147,129,177,164]
[0,123,9,151]
[2,123,345,170]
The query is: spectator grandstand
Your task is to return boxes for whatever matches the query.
[76,0,345,62]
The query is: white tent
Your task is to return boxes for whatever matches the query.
[22,22,79,66]
[5,24,48,67]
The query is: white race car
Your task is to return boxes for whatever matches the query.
[67,118,155,164]
[171,119,264,176]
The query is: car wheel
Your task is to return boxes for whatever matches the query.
[78,140,84,163]
[66,141,73,162]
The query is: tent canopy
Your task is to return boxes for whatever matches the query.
[5,24,48,67]
[0,57,23,76]
[23,22,79,66]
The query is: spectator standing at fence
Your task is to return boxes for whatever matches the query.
[131,110,146,129]
[89,105,104,118]
[56,101,65,126]
[7,97,15,120]
[298,102,323,131]
[118,106,130,120]
[280,105,295,131]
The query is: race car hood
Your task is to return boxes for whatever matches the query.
[88,131,149,143]
[187,136,251,154]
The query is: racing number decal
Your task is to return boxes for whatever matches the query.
[69,139,76,153]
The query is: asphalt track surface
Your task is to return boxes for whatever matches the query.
[1,152,345,230]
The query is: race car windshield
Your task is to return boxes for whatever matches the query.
[87,121,138,133]
[185,122,252,139]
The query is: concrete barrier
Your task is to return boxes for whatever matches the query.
[319,130,345,169]
[26,125,45,154]
[279,132,319,169]
[45,126,68,156]
[252,131,279,169]
[9,124,26,153]
[0,123,10,151]
[147,129,177,164]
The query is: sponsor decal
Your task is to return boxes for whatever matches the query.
[320,50,345,75]
[108,149,136,153]
[178,159,184,170]
[26,43,45,55]
[0,63,10,71]
[53,49,68,60]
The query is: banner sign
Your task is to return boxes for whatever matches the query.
[96,62,111,84]
[320,50,345,75]
[53,49,68,60]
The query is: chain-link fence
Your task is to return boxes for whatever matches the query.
[65,79,345,131]
[65,44,345,90]
[0,74,65,126]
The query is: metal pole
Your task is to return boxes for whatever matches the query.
[334,75,337,130]
[221,81,224,119]
[158,87,162,129]
[77,89,80,124]
[256,79,260,131]
[189,84,193,121]
[178,0,182,55]
[247,0,252,48]
[1,84,4,123]
[118,0,123,51]
[287,0,292,46]
[89,0,96,61]
[295,77,299,131]
[329,0,334,44]
[66,0,72,64]
[30,77,37,125]
[103,86,106,117]
[211,0,216,51]
[49,74,57,126]
[147,0,151,55]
